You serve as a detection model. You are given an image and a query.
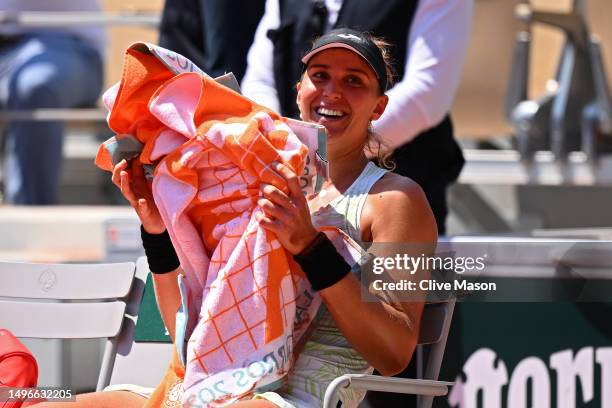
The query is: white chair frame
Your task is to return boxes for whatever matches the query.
[323,297,456,408]
[0,258,147,391]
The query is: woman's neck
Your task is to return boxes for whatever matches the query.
[326,145,369,193]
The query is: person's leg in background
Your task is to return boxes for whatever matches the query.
[199,0,265,81]
[387,116,464,235]
[1,34,102,204]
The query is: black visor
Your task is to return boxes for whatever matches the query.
[301,28,388,93]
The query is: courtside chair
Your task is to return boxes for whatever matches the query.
[0,258,145,391]
[108,256,174,388]
[324,296,456,408]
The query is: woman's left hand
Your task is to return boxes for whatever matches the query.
[256,162,319,255]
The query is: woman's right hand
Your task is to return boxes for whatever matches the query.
[111,159,166,234]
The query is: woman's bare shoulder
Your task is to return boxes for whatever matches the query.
[369,172,425,202]
[361,172,437,242]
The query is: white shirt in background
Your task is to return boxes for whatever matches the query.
[242,0,473,150]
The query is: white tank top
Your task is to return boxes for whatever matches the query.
[278,162,389,408]
[311,161,388,243]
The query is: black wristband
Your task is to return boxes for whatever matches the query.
[293,232,351,291]
[140,225,180,274]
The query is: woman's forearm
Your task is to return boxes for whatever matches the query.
[151,268,182,343]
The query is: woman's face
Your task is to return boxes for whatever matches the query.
[296,48,388,148]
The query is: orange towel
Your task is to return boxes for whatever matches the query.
[96,43,359,407]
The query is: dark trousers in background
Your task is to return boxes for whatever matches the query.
[159,0,265,83]
[389,116,464,236]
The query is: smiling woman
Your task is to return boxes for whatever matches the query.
[249,28,438,407]
[297,48,387,143]
[297,31,396,170]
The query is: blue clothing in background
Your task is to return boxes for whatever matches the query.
[0,33,103,204]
